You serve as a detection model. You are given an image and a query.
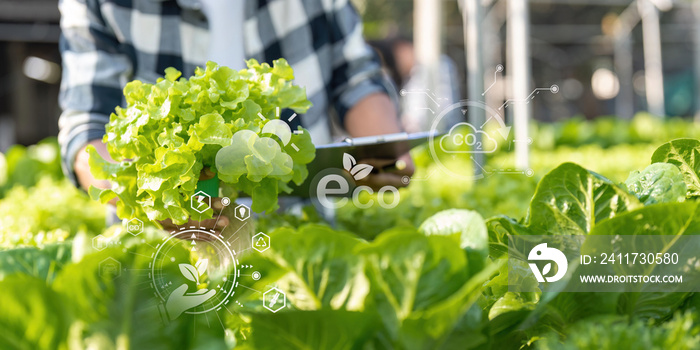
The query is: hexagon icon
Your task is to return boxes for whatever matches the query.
[252,232,270,253]
[92,234,109,251]
[263,287,286,313]
[99,257,122,279]
[191,190,211,214]
[126,218,143,236]
[234,204,250,221]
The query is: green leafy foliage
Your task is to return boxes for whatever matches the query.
[525,163,641,235]
[359,229,493,348]
[88,60,315,223]
[651,139,700,198]
[0,243,72,283]
[585,202,700,320]
[533,113,700,150]
[244,310,382,350]
[480,261,540,322]
[54,246,228,350]
[486,163,642,258]
[624,163,687,205]
[0,275,72,350]
[235,224,499,349]
[238,225,370,311]
[4,126,700,349]
[0,138,63,198]
[0,178,104,248]
[418,209,489,269]
[476,139,700,349]
[0,227,229,350]
[537,312,700,350]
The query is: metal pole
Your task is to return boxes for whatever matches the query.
[414,0,442,130]
[508,0,531,170]
[613,3,639,120]
[639,0,666,117]
[614,36,634,120]
[464,0,485,174]
[483,0,507,119]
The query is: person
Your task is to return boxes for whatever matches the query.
[58,0,414,231]
[369,36,462,133]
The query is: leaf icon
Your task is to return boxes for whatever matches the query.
[195,259,208,276]
[343,153,356,171]
[179,263,199,285]
[542,263,551,276]
[351,164,373,181]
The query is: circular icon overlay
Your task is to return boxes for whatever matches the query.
[149,228,239,319]
[429,100,508,181]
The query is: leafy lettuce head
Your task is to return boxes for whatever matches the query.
[88,59,315,224]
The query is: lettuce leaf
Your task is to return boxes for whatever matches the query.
[623,163,686,205]
[651,139,700,198]
[486,163,642,258]
[234,224,499,349]
[418,209,489,271]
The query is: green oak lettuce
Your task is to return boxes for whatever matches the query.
[88,60,315,224]
[0,178,105,248]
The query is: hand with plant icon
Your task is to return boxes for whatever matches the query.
[165,259,216,320]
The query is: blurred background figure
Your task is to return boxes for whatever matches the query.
[370,36,462,133]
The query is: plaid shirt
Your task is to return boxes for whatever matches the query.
[58,0,389,185]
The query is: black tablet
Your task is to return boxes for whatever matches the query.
[286,131,436,197]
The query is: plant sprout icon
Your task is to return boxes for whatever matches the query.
[165,259,216,320]
[342,153,373,181]
[180,259,208,287]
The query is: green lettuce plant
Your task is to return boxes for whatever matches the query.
[87,60,315,224]
[0,178,105,248]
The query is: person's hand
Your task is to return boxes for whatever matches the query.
[75,139,112,192]
[165,284,216,320]
[343,93,415,189]
[76,142,231,238]
[158,198,230,239]
[356,153,415,190]
[159,168,230,239]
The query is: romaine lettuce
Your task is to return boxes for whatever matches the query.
[623,162,686,205]
[651,139,700,198]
